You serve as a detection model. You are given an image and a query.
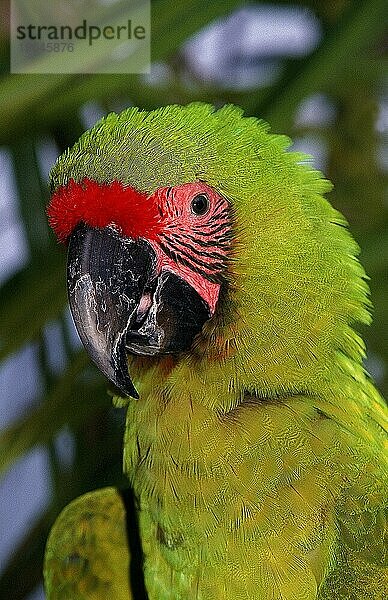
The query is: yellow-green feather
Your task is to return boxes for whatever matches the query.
[48,103,387,599]
[44,488,131,599]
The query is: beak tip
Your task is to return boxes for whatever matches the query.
[113,374,139,400]
[127,385,140,400]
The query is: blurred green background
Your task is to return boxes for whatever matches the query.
[0,1,387,598]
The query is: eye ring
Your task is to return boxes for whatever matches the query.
[191,193,210,216]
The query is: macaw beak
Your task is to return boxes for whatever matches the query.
[67,224,210,398]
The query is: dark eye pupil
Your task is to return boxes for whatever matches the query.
[191,194,209,215]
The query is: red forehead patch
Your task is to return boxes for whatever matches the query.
[47,178,162,243]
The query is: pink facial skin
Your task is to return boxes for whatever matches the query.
[148,182,231,315]
[48,179,232,315]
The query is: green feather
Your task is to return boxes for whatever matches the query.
[47,103,387,599]
[44,488,132,599]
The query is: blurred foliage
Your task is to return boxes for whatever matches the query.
[0,0,387,597]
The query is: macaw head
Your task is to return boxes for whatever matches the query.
[49,175,232,397]
[48,103,370,407]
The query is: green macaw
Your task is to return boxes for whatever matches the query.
[44,103,387,599]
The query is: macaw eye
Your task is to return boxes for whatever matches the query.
[191,193,209,216]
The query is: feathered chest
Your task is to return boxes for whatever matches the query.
[122,390,341,599]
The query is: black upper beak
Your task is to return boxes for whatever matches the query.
[67,224,210,398]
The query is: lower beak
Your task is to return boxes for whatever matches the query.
[67,224,210,398]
